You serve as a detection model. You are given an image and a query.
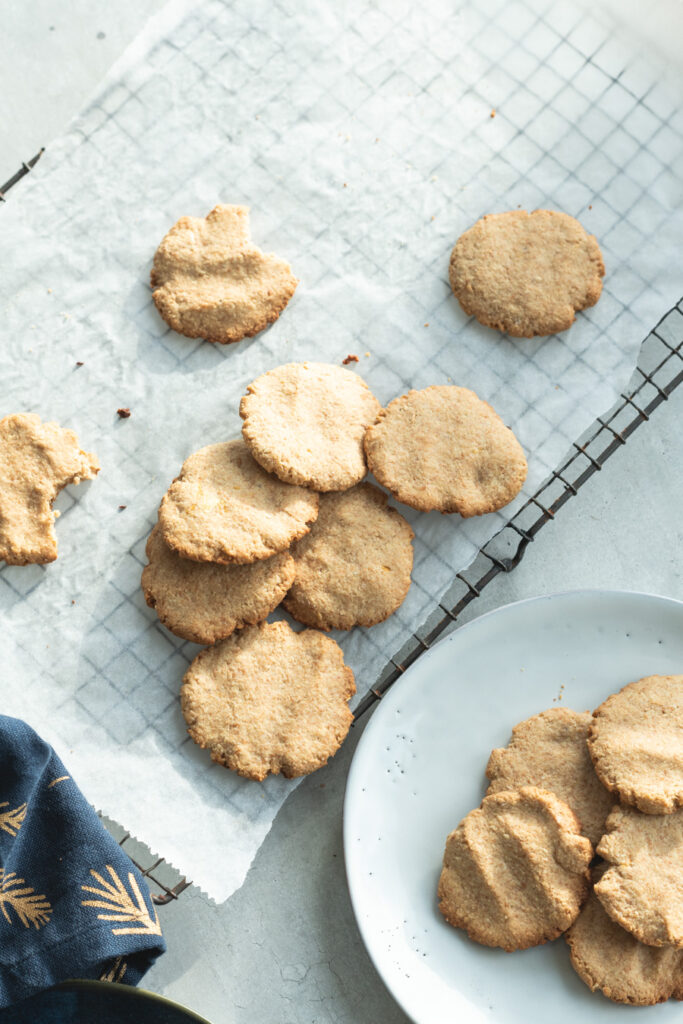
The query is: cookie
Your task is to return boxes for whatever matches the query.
[485,708,612,847]
[240,362,381,491]
[151,204,297,344]
[449,209,604,337]
[0,413,99,565]
[437,786,593,951]
[158,439,318,565]
[364,386,527,516]
[141,524,295,645]
[588,674,683,814]
[181,620,355,780]
[283,483,414,630]
[567,865,683,1005]
[595,804,683,949]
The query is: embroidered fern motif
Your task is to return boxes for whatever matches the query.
[0,802,27,838]
[81,865,161,936]
[0,869,52,929]
[100,956,128,983]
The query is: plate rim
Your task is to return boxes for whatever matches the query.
[343,587,683,1024]
[59,979,214,1023]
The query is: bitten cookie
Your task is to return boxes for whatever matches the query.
[588,674,683,814]
[0,413,99,565]
[449,209,604,337]
[240,362,381,491]
[283,483,414,630]
[141,524,295,645]
[595,804,683,949]
[437,787,593,951]
[364,386,527,516]
[567,865,683,1006]
[158,439,318,565]
[486,708,612,847]
[151,204,297,344]
[181,620,355,780]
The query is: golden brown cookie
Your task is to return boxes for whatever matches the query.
[0,413,99,565]
[595,804,683,949]
[240,362,381,491]
[449,209,604,337]
[588,674,683,814]
[141,524,295,645]
[151,204,297,344]
[567,865,683,1005]
[364,386,527,516]
[283,483,414,630]
[486,708,612,847]
[181,620,355,780]
[158,439,318,565]
[437,786,593,951]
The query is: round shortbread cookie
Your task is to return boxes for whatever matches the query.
[283,483,414,630]
[141,524,295,645]
[567,865,683,1006]
[151,204,297,344]
[181,620,355,780]
[595,804,683,949]
[240,362,381,491]
[437,786,593,951]
[588,674,683,814]
[486,707,613,847]
[449,209,605,337]
[158,439,318,565]
[363,385,527,516]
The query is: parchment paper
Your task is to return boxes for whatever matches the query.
[1,0,682,901]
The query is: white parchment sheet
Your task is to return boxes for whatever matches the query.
[1,0,682,900]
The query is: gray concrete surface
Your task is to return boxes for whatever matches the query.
[2,6,682,1023]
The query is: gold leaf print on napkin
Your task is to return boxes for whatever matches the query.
[0,802,27,838]
[81,865,161,936]
[0,869,52,929]
[99,956,128,983]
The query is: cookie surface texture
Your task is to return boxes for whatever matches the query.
[566,865,683,1006]
[283,483,414,630]
[151,204,297,344]
[142,524,295,645]
[595,804,683,949]
[588,674,683,814]
[486,707,612,847]
[181,620,355,780]
[0,413,99,565]
[449,209,604,337]
[158,439,318,565]
[437,786,593,951]
[240,362,381,491]
[363,385,527,515]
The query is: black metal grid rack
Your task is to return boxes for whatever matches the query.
[3,153,683,902]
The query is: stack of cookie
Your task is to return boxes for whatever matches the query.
[142,360,529,781]
[437,675,683,1006]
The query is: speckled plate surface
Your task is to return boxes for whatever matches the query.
[344,590,683,1024]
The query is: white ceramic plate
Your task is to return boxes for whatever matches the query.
[344,590,683,1024]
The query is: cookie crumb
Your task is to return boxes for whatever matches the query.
[343,182,348,188]
[490,109,496,118]
[342,354,359,364]
[118,505,127,511]
[588,204,593,210]
[424,322,429,327]
[364,351,370,357]
[75,361,84,367]
[117,408,131,419]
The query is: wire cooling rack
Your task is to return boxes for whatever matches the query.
[3,153,683,901]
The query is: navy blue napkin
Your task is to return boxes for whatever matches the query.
[0,715,166,1008]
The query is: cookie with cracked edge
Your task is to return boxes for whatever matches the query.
[449,209,604,337]
[595,804,683,949]
[181,620,355,780]
[486,707,613,847]
[588,674,683,814]
[283,482,414,630]
[0,412,99,565]
[567,864,683,1006]
[141,524,295,645]
[437,786,593,951]
[151,204,297,344]
[240,361,381,491]
[158,439,318,565]
[364,385,527,516]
